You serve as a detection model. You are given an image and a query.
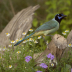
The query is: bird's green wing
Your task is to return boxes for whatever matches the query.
[35,20,59,32]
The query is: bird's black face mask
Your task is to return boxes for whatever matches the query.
[55,13,67,23]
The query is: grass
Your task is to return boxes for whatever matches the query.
[0,30,72,72]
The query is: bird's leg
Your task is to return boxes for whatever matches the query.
[46,35,53,39]
[42,36,49,50]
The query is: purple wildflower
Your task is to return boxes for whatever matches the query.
[47,53,52,58]
[25,56,32,63]
[71,68,72,72]
[47,53,54,60]
[25,58,30,63]
[25,56,32,59]
[40,63,48,69]
[50,55,54,60]
[36,71,42,72]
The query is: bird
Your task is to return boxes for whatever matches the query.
[14,13,67,49]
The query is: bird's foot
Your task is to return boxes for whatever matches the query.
[46,35,53,39]
[42,36,50,50]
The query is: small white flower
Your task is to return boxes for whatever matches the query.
[27,39,30,41]
[30,50,31,52]
[29,29,33,31]
[38,36,42,39]
[62,32,66,35]
[68,44,72,47]
[27,34,29,36]
[25,67,26,68]
[23,40,26,43]
[3,49,5,51]
[3,47,6,51]
[65,30,69,32]
[17,51,21,54]
[9,65,12,68]
[8,44,12,47]
[33,39,35,42]
[34,40,38,43]
[19,38,22,41]
[30,50,33,52]
[35,69,38,71]
[4,47,6,49]
[5,33,10,36]
[22,32,26,35]
[0,56,2,59]
[51,63,54,67]
[23,48,24,49]
[15,39,19,42]
[11,40,15,43]
[29,38,33,41]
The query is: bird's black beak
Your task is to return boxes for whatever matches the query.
[62,15,67,18]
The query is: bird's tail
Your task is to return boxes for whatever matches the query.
[14,32,35,46]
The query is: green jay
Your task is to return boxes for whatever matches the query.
[14,13,67,49]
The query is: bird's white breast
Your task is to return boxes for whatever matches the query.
[44,19,59,36]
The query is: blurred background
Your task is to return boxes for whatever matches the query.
[0,0,72,34]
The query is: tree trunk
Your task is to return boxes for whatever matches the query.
[0,4,40,47]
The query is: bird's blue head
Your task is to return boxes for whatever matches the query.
[55,13,67,23]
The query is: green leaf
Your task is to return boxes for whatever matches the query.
[45,1,51,5]
[66,19,72,24]
[34,13,37,16]
[46,14,54,20]
[67,0,71,5]
[32,19,38,27]
[64,11,70,15]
